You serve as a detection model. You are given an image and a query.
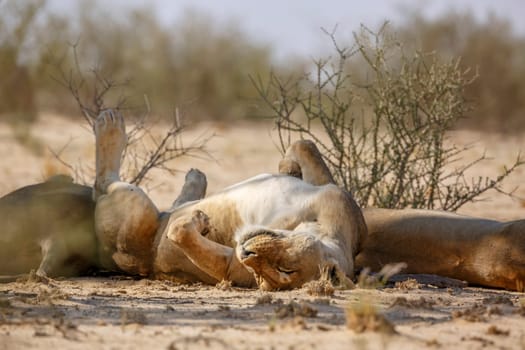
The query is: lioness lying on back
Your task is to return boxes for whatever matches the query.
[92,110,367,290]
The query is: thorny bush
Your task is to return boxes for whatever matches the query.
[254,24,523,210]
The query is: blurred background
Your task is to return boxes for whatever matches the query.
[1,0,524,131]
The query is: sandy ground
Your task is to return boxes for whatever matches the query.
[1,114,525,349]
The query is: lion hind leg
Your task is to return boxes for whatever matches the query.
[93,109,127,201]
[95,182,160,275]
[35,238,80,278]
[279,140,335,186]
[171,168,207,209]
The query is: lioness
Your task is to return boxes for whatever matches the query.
[92,110,366,290]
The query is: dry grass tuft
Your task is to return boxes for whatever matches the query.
[345,301,396,334]
[256,293,282,305]
[215,279,233,291]
[357,263,407,289]
[389,297,435,309]
[274,301,318,319]
[486,325,510,336]
[305,264,355,297]
[304,279,335,297]
[394,278,421,290]
[451,304,502,322]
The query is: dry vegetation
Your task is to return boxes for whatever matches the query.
[256,24,524,210]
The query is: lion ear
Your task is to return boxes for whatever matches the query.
[319,261,355,290]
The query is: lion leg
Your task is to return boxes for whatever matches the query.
[171,168,207,209]
[35,238,64,278]
[166,210,255,287]
[311,185,367,278]
[93,109,127,201]
[278,140,335,186]
[477,221,525,291]
[93,110,160,275]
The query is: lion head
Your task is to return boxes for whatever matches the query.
[235,223,345,290]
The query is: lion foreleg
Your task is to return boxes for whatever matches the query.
[166,210,255,287]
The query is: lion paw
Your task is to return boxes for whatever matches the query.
[167,210,210,244]
[278,158,302,179]
[94,109,127,150]
[189,210,210,235]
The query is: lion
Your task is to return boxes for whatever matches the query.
[92,110,366,290]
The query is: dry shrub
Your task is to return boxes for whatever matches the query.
[398,10,525,133]
[48,46,212,188]
[255,23,523,210]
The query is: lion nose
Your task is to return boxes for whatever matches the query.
[240,247,257,260]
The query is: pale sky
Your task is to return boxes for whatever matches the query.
[47,0,525,60]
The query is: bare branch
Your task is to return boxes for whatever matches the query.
[47,44,212,187]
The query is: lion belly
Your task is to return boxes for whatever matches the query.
[216,174,320,226]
